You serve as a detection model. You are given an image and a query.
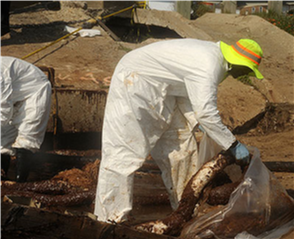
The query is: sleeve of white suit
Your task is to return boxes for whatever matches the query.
[0,70,13,125]
[184,67,236,151]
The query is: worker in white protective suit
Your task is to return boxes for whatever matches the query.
[95,38,264,223]
[1,56,52,182]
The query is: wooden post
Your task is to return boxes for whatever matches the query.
[268,1,283,15]
[176,1,191,20]
[222,1,237,14]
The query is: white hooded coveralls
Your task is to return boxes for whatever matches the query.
[1,56,52,155]
[95,39,236,223]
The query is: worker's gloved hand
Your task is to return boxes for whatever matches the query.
[1,154,10,179]
[15,148,32,183]
[229,141,250,166]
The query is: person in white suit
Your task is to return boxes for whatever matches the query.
[94,38,264,223]
[1,56,52,182]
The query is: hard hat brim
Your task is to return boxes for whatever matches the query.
[220,41,264,80]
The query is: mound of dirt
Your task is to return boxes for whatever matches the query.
[191,13,294,104]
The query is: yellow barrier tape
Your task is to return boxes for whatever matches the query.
[21,27,82,60]
[21,3,146,60]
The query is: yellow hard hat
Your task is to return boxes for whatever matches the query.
[220,39,264,79]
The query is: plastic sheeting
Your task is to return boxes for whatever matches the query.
[181,147,294,239]
[197,131,223,172]
[1,56,52,155]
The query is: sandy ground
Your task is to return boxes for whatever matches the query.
[1,2,294,238]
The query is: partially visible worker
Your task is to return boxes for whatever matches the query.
[94,38,264,223]
[1,56,52,182]
[0,0,10,36]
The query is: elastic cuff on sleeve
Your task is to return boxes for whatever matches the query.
[229,140,239,150]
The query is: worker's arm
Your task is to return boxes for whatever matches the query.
[185,70,250,164]
[184,68,235,151]
[0,72,14,125]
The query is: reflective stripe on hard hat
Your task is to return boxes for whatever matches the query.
[232,42,262,65]
[220,39,264,79]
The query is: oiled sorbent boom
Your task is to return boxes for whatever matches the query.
[134,153,235,235]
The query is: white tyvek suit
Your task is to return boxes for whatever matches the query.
[1,56,52,155]
[95,39,236,223]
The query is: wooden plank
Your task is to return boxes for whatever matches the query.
[264,161,294,173]
[97,19,121,41]
[1,202,176,239]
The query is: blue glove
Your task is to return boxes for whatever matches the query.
[229,141,250,165]
[198,125,205,133]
